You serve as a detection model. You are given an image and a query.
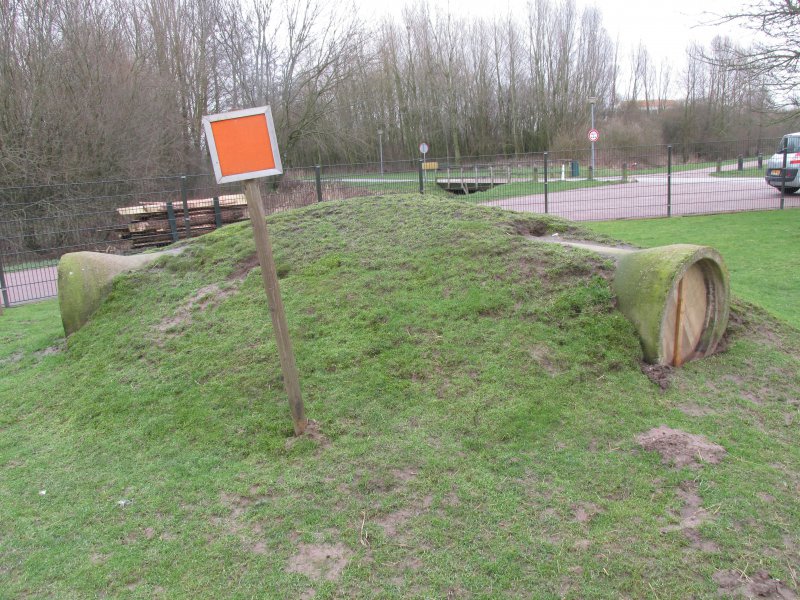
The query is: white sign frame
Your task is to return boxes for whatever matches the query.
[588,129,600,143]
[202,105,283,184]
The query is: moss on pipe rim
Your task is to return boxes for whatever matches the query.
[613,244,730,365]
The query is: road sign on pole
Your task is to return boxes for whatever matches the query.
[588,129,600,143]
[419,142,429,155]
[203,106,307,436]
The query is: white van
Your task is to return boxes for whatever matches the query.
[765,132,800,194]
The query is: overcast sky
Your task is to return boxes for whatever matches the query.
[355,0,755,94]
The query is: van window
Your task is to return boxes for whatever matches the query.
[779,136,800,153]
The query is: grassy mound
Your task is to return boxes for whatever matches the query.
[1,196,799,598]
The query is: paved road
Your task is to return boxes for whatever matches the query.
[482,168,800,221]
[2,265,58,306]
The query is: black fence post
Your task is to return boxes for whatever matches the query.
[781,139,787,210]
[315,165,322,202]
[543,152,549,214]
[213,196,222,229]
[418,159,424,194]
[180,175,190,237]
[667,145,673,217]
[758,153,763,169]
[0,255,10,308]
[737,155,744,171]
[166,201,179,242]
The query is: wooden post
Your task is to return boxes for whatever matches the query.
[243,179,307,436]
[672,277,685,368]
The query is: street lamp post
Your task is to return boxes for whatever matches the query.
[588,97,597,175]
[378,129,384,175]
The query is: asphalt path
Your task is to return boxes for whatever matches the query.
[482,168,800,221]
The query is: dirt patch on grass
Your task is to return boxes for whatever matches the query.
[636,426,726,468]
[34,343,64,358]
[373,493,433,539]
[155,283,236,337]
[1,351,24,365]
[286,542,351,582]
[285,420,330,450]
[660,480,718,552]
[391,467,419,484]
[228,253,260,281]
[511,219,548,237]
[640,363,672,391]
[375,508,416,538]
[573,503,602,524]
[713,569,797,599]
[529,344,561,375]
[211,489,269,547]
[676,403,716,417]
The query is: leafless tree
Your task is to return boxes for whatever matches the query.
[712,0,800,115]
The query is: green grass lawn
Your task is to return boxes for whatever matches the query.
[710,167,764,178]
[465,178,626,203]
[585,209,800,329]
[2,196,799,598]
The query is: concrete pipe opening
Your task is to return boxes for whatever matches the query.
[613,245,730,367]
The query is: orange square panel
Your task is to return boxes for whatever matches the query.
[203,106,283,184]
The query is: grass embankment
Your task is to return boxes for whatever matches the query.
[586,209,800,329]
[2,196,799,598]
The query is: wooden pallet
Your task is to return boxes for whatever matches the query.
[116,194,248,249]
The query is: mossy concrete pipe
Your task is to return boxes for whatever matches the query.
[542,240,730,366]
[58,250,179,336]
[613,244,729,366]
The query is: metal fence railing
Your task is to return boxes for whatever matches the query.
[1,138,796,307]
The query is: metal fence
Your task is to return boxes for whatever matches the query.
[1,138,795,307]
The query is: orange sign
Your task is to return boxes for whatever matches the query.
[202,106,283,184]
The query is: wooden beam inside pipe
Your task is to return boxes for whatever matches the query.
[532,238,730,367]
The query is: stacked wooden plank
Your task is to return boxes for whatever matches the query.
[116,194,248,249]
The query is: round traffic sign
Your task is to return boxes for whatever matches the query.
[588,129,600,143]
[419,142,429,154]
